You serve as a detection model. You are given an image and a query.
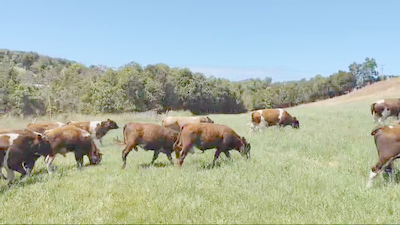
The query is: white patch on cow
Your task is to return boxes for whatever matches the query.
[366,171,378,188]
[89,121,101,134]
[56,122,65,127]
[2,146,15,183]
[0,133,20,146]
[277,109,284,121]
[82,131,91,137]
[389,125,394,129]
[375,99,385,104]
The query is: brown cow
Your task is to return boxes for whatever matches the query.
[43,125,103,172]
[249,108,299,133]
[27,121,66,133]
[161,116,214,132]
[66,119,119,145]
[0,130,53,185]
[173,123,251,167]
[0,128,27,134]
[371,99,400,124]
[366,124,400,188]
[121,123,180,169]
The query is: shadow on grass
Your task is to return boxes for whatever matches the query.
[138,161,173,169]
[0,163,100,194]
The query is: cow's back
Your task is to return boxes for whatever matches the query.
[261,109,281,125]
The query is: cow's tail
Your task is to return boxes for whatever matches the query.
[371,125,384,136]
[371,103,376,115]
[173,124,186,151]
[123,124,128,145]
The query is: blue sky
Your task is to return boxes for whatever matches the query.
[1,0,399,82]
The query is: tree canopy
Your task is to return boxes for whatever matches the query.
[0,50,395,117]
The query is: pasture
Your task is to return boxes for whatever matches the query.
[1,100,400,223]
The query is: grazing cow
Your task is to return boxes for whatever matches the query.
[43,125,103,172]
[66,119,119,145]
[0,129,53,184]
[121,123,179,169]
[27,121,66,133]
[371,99,400,124]
[173,123,251,167]
[249,108,299,133]
[366,124,400,188]
[161,116,214,132]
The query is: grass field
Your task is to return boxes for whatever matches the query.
[1,80,400,223]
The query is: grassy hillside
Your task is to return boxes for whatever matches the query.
[301,77,400,107]
[1,97,400,223]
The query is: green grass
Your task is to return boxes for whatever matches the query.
[1,103,400,224]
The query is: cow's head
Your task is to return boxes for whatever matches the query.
[238,137,251,158]
[88,141,103,165]
[292,117,300,129]
[24,129,54,157]
[96,119,119,139]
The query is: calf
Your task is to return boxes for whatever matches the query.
[366,124,400,188]
[161,116,214,132]
[121,123,179,169]
[66,119,119,145]
[43,125,103,172]
[173,123,251,167]
[0,130,53,184]
[249,108,299,133]
[371,99,400,124]
[27,121,66,133]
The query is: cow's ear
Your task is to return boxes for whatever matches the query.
[242,136,246,142]
[293,117,297,120]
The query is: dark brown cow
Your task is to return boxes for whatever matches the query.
[27,121,66,133]
[0,130,53,185]
[121,123,179,169]
[173,123,251,167]
[43,125,103,172]
[371,99,400,124]
[366,124,400,188]
[249,108,299,133]
[66,119,119,145]
[161,116,214,132]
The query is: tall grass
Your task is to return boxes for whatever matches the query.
[1,102,400,224]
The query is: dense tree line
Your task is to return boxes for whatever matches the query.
[0,50,396,117]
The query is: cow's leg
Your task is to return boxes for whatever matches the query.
[99,138,103,146]
[367,155,398,188]
[121,142,135,169]
[150,150,160,165]
[74,152,84,169]
[6,167,15,186]
[166,152,174,165]
[212,148,222,166]
[0,170,6,180]
[224,151,231,160]
[45,155,56,174]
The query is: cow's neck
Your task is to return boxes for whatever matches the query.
[95,126,111,139]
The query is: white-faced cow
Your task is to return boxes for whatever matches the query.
[371,99,400,124]
[121,123,179,169]
[161,116,214,132]
[173,123,251,167]
[249,108,299,133]
[66,119,119,146]
[43,125,103,172]
[0,129,53,185]
[27,121,66,133]
[366,124,400,188]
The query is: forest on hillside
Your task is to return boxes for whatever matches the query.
[0,50,396,116]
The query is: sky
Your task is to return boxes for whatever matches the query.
[1,0,399,82]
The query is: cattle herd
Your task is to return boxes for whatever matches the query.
[0,98,400,189]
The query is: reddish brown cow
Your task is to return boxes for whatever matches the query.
[173,123,251,167]
[371,99,400,124]
[43,125,103,172]
[27,121,66,133]
[0,129,53,185]
[66,119,119,145]
[249,108,299,133]
[121,123,180,169]
[366,124,400,188]
[161,116,214,132]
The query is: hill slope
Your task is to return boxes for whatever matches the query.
[300,77,400,107]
